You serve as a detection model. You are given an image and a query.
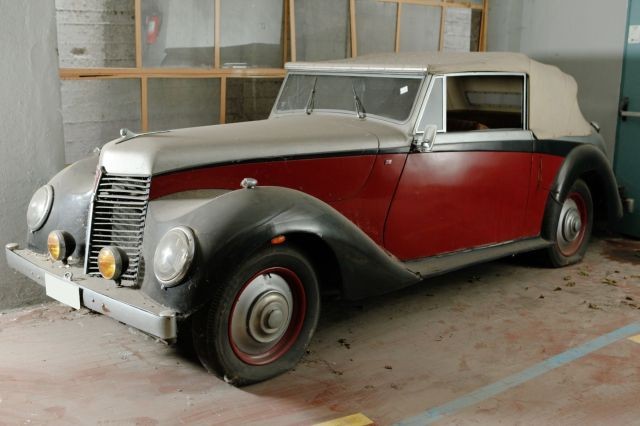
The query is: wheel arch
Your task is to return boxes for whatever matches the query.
[144,186,419,315]
[541,144,622,241]
[284,232,343,298]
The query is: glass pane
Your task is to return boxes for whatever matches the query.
[356,0,397,56]
[220,0,284,68]
[419,78,443,131]
[148,79,220,130]
[141,0,215,68]
[470,10,482,52]
[399,5,440,52]
[61,80,141,163]
[277,74,422,122]
[295,0,350,61]
[56,0,136,68]
[226,79,283,123]
[443,8,471,52]
[446,75,524,132]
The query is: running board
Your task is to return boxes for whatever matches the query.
[404,237,552,279]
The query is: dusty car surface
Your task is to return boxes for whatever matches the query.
[6,52,622,385]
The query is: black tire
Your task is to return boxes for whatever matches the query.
[191,245,320,386]
[543,179,593,267]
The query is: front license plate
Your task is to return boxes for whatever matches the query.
[45,273,81,309]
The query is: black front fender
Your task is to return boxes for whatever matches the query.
[141,187,419,314]
[27,156,98,258]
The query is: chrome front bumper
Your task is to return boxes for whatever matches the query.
[5,244,177,340]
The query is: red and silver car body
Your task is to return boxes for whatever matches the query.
[6,52,622,384]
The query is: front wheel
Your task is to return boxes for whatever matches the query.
[544,179,593,267]
[192,245,320,386]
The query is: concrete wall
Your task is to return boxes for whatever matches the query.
[0,1,66,309]
[487,0,628,157]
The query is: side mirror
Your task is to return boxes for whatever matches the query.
[414,125,437,152]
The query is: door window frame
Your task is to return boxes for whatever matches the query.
[414,71,529,138]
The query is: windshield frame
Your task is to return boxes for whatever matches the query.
[271,71,427,125]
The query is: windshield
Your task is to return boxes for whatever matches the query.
[275,74,423,122]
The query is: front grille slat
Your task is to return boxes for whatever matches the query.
[86,173,151,283]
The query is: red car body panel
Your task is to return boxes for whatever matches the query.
[150,153,407,245]
[384,151,533,259]
[522,153,565,236]
[150,148,565,262]
[150,155,376,202]
[331,153,408,244]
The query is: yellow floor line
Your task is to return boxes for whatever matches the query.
[313,412,374,426]
[628,334,640,344]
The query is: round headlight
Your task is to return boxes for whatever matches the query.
[27,185,54,232]
[47,230,76,262]
[98,246,128,281]
[153,226,196,287]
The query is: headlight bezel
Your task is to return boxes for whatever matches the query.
[27,185,54,232]
[153,226,196,287]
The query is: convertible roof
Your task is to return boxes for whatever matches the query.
[286,52,592,140]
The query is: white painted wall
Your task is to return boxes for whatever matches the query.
[488,0,628,157]
[0,1,65,309]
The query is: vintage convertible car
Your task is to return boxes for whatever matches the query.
[6,52,622,385]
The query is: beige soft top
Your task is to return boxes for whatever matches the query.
[286,52,592,140]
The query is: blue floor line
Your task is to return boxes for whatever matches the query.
[396,322,640,426]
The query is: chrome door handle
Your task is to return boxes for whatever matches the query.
[620,97,640,120]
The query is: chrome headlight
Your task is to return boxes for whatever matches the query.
[153,226,196,287]
[27,185,54,232]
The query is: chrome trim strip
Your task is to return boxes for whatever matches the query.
[82,289,176,340]
[6,244,46,285]
[285,63,427,74]
[405,237,551,279]
[434,129,535,144]
[6,245,176,340]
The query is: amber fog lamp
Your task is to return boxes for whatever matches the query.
[98,246,128,281]
[47,231,76,262]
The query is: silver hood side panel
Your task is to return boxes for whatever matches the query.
[99,115,407,176]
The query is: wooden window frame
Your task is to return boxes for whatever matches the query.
[59,0,489,131]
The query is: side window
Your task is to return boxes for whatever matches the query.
[445,75,525,132]
[417,77,444,132]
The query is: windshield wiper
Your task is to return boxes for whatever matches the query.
[352,83,366,119]
[305,77,318,115]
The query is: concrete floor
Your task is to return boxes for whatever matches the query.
[1,238,640,425]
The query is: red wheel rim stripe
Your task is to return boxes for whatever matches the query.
[559,191,587,257]
[228,266,307,366]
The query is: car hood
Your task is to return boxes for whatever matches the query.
[99,115,403,176]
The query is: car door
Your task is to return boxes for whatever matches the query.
[384,73,534,260]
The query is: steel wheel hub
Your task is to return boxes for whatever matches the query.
[557,194,586,256]
[230,273,293,355]
[560,200,582,242]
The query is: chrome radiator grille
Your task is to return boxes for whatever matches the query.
[86,174,151,282]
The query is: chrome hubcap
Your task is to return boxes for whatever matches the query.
[231,273,293,355]
[557,198,582,250]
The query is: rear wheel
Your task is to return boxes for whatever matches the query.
[544,179,593,267]
[192,245,320,386]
